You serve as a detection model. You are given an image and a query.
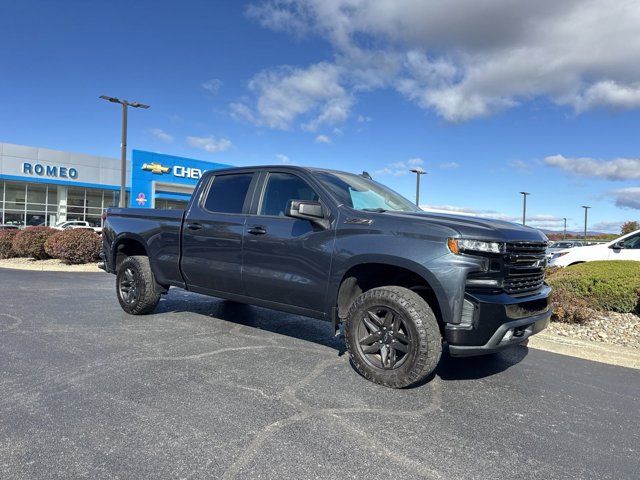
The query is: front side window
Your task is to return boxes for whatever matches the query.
[259,173,319,216]
[621,234,640,249]
[315,171,418,212]
[204,173,253,214]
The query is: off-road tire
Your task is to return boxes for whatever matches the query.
[116,255,161,315]
[345,286,442,388]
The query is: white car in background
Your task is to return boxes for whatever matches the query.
[549,229,640,267]
[53,220,101,234]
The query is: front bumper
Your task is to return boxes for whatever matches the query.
[446,285,552,357]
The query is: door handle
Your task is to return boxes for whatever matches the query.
[248,225,267,235]
[186,222,203,231]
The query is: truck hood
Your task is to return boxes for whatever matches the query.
[381,211,548,242]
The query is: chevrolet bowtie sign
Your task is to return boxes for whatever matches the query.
[141,163,170,174]
[141,162,203,179]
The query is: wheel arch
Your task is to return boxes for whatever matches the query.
[112,234,150,272]
[332,256,448,328]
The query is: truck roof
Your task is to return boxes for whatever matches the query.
[205,165,358,176]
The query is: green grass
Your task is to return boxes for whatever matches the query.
[547,261,640,313]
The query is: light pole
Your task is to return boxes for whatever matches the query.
[563,217,567,239]
[99,95,150,207]
[581,206,591,241]
[520,192,530,225]
[410,168,427,206]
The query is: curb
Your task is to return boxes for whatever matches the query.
[528,331,640,370]
[0,263,102,273]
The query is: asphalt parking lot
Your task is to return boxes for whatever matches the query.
[1,269,639,479]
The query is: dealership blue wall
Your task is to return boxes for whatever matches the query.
[130,150,231,208]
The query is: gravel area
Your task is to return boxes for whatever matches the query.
[550,312,640,349]
[0,257,101,272]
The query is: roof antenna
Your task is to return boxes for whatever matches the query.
[361,171,372,179]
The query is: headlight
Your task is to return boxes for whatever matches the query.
[552,251,570,259]
[448,238,505,255]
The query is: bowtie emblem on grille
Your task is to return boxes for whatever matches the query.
[533,258,547,268]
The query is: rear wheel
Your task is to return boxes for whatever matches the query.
[116,255,161,315]
[345,286,442,388]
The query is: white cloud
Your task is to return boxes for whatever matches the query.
[591,220,625,233]
[421,204,565,228]
[315,134,331,144]
[375,157,424,176]
[231,62,353,130]
[567,81,640,113]
[202,78,223,95]
[276,153,291,163]
[246,0,640,122]
[508,159,532,173]
[439,162,459,169]
[544,154,640,180]
[187,135,232,153]
[149,128,174,143]
[610,187,640,210]
[357,114,372,122]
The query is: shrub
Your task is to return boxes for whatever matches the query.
[549,288,594,324]
[44,229,101,264]
[0,230,19,259]
[546,261,640,315]
[11,226,57,260]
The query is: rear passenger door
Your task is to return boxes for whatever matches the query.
[242,171,335,314]
[181,171,257,295]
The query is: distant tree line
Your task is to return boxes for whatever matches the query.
[545,220,639,242]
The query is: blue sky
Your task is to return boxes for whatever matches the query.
[2,0,640,232]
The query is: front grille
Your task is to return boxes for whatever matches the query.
[503,241,548,295]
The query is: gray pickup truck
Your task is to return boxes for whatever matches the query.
[101,166,551,388]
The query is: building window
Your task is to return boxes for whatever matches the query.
[3,182,27,227]
[26,183,47,226]
[155,198,188,210]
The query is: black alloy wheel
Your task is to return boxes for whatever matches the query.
[118,267,139,305]
[356,306,412,370]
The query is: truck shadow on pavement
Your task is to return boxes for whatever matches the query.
[154,293,529,384]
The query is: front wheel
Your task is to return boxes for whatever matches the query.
[116,255,161,315]
[345,286,442,388]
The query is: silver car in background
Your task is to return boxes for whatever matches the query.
[546,240,583,260]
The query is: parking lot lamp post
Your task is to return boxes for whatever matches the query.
[410,168,427,207]
[99,96,150,207]
[581,206,591,241]
[563,218,567,240]
[520,192,530,225]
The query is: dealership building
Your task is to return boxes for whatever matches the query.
[0,142,230,227]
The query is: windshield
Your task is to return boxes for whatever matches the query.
[315,171,419,213]
[553,242,574,249]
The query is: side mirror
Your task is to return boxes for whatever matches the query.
[286,200,329,228]
[610,241,625,250]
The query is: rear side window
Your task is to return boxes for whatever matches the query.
[259,173,319,216]
[203,173,253,214]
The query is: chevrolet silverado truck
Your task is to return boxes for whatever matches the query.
[101,166,551,388]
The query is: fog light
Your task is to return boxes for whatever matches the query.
[465,278,500,287]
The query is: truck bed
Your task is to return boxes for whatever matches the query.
[103,208,185,287]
